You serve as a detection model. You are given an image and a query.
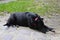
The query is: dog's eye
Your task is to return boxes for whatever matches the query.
[41,18,43,20]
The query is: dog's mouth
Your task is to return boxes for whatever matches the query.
[35,17,38,21]
[32,17,39,26]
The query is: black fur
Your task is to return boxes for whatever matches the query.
[4,12,55,33]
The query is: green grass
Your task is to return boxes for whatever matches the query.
[0,0,54,15]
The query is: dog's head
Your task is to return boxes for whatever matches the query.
[31,14,44,26]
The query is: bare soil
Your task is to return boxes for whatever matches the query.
[0,12,60,40]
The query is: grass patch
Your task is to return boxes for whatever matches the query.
[0,0,53,15]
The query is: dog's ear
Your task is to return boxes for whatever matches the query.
[35,14,38,16]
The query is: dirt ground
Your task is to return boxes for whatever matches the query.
[0,12,60,40]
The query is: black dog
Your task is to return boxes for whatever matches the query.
[4,12,55,33]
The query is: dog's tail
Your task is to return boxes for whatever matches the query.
[3,23,8,26]
[3,23,11,28]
